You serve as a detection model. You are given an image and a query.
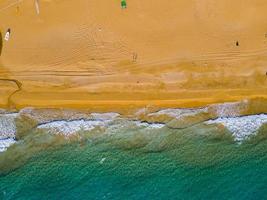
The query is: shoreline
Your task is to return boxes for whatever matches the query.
[1,99,267,174]
[1,89,267,113]
[1,98,267,138]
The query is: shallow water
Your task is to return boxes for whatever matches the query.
[0,118,267,200]
[0,102,267,200]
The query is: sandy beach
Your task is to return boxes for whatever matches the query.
[1,2,267,198]
[0,0,266,111]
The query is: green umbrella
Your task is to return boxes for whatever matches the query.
[121,0,127,8]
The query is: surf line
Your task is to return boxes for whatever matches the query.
[0,78,22,109]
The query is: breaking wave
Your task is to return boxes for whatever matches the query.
[0,99,266,155]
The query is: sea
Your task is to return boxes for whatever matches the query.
[0,101,267,200]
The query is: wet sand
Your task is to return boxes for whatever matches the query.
[0,0,266,111]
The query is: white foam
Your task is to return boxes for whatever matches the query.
[205,114,267,142]
[0,138,16,152]
[209,100,248,117]
[0,113,18,138]
[37,119,107,136]
[134,121,165,129]
[90,112,120,121]
[99,158,106,164]
[148,108,206,119]
[36,112,121,136]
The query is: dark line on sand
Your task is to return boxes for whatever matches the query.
[0,78,22,109]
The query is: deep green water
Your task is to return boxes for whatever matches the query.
[1,123,267,200]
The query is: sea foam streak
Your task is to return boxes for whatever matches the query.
[206,114,267,142]
[0,113,18,152]
[37,119,107,136]
[0,113,18,138]
[0,101,266,152]
[0,138,16,152]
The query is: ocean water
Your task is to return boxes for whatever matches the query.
[0,103,267,200]
[0,118,267,200]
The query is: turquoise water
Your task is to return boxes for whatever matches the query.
[1,123,267,200]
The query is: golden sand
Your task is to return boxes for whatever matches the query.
[0,0,266,111]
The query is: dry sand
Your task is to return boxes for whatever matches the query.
[0,0,266,112]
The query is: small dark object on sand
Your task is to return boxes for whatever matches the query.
[236,41,239,46]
